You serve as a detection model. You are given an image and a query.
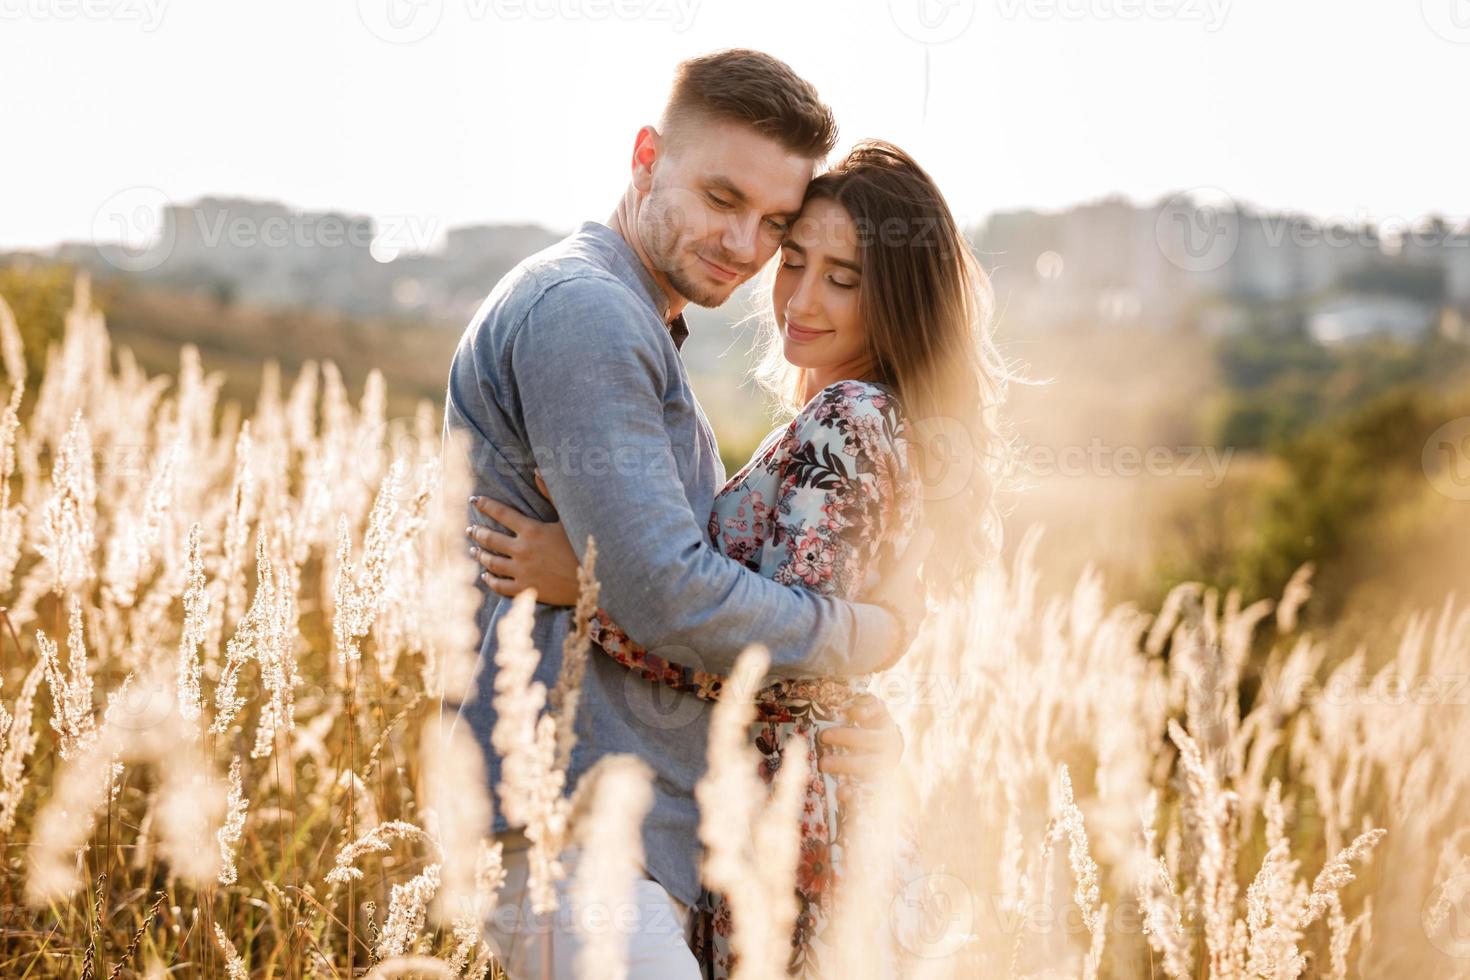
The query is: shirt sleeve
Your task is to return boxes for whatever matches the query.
[505,276,897,679]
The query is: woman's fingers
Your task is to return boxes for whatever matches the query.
[481,571,522,596]
[470,495,535,535]
[470,545,515,577]
[467,523,520,555]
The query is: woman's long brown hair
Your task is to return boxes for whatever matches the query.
[752,139,1017,598]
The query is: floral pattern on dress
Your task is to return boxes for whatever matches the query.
[587,380,922,978]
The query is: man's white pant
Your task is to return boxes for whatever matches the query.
[486,833,703,980]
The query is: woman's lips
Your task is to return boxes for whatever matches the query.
[784,320,829,343]
[699,254,739,283]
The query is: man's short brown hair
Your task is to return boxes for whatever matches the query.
[660,49,838,160]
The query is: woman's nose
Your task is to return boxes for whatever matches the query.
[786,272,821,318]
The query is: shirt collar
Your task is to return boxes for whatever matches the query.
[578,220,689,352]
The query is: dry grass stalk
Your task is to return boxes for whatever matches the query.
[697,645,808,980]
[489,590,571,914]
[569,754,655,980]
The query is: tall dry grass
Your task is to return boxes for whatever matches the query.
[884,533,1466,978]
[0,277,1464,978]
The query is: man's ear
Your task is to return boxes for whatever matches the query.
[631,125,660,193]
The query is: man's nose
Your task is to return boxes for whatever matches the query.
[720,212,761,268]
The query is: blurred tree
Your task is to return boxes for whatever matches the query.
[0,261,80,394]
[1210,321,1468,452]
[1336,261,1446,304]
[1236,387,1449,623]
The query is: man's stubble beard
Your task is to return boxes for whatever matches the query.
[641,193,742,310]
[664,263,727,309]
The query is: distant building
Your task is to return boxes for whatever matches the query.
[976,195,1469,343]
[1306,294,1436,345]
[34,193,1470,343]
[1401,217,1470,307]
[389,224,560,322]
[49,195,564,325]
[155,197,390,315]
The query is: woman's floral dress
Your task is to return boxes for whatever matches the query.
[588,379,922,979]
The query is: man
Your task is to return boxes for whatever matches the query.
[443,49,920,978]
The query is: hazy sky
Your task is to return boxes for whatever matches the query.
[3,0,1466,253]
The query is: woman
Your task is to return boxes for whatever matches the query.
[467,141,1010,976]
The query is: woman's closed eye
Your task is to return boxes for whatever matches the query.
[780,250,856,288]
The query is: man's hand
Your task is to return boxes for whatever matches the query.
[818,693,906,803]
[863,526,935,667]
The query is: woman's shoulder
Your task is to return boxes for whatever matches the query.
[796,379,905,427]
[786,379,910,460]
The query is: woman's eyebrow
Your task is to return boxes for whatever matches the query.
[781,241,860,273]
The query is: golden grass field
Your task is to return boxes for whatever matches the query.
[0,278,1467,978]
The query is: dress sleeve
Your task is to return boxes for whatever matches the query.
[761,381,920,602]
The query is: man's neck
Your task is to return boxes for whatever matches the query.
[607,197,688,325]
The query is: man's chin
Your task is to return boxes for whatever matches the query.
[667,271,739,309]
[686,286,740,309]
